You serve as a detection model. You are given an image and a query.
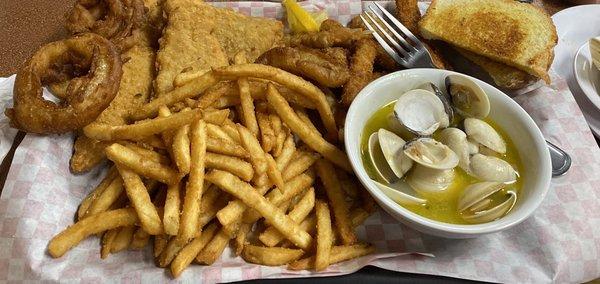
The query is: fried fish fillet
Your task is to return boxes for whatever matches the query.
[70,44,156,173]
[155,0,283,95]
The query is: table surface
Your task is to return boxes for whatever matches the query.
[0,0,593,283]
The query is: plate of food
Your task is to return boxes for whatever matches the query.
[551,4,600,136]
[574,39,600,110]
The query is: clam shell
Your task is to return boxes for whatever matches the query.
[438,128,470,171]
[469,154,517,183]
[445,74,490,119]
[462,191,517,224]
[457,181,504,212]
[378,129,413,179]
[464,118,507,154]
[373,180,427,206]
[403,138,459,170]
[407,165,455,193]
[393,89,449,136]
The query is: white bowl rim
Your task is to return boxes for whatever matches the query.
[344,68,552,236]
[573,41,600,110]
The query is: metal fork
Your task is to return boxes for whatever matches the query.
[361,3,571,177]
[360,3,435,69]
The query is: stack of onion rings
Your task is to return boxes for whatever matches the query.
[66,0,147,51]
[5,33,122,134]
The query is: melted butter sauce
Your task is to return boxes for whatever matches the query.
[360,101,524,224]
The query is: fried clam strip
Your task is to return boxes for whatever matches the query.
[256,47,350,88]
[131,72,220,120]
[241,245,305,266]
[212,64,338,141]
[348,15,399,71]
[206,170,313,249]
[265,84,351,172]
[48,208,139,258]
[288,244,375,270]
[341,39,378,106]
[286,27,371,48]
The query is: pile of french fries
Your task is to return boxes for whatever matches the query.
[47,61,377,278]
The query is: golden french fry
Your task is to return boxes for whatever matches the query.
[130,227,151,250]
[221,119,242,143]
[206,137,248,158]
[234,223,252,256]
[206,170,313,249]
[242,173,314,224]
[158,105,175,146]
[295,108,321,136]
[215,184,271,228]
[172,124,191,174]
[288,244,375,270]
[256,112,275,153]
[337,170,359,199]
[269,113,286,157]
[139,135,167,149]
[158,237,186,268]
[197,81,236,109]
[213,64,337,141]
[132,72,219,120]
[351,207,371,228]
[48,208,139,258]
[315,159,356,245]
[85,109,203,141]
[259,188,315,247]
[241,245,305,266]
[315,200,333,271]
[117,165,163,235]
[238,78,259,136]
[266,85,351,171]
[207,123,235,142]
[101,228,118,259]
[275,135,296,170]
[170,223,218,277]
[154,234,169,258]
[198,185,227,228]
[106,143,180,185]
[265,153,285,192]
[85,177,124,218]
[122,142,171,165]
[164,182,182,236]
[202,109,230,126]
[206,152,254,182]
[179,119,207,241]
[237,123,268,175]
[110,226,135,254]
[174,69,211,88]
[78,167,118,220]
[282,151,320,181]
[195,228,230,265]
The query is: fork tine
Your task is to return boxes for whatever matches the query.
[364,12,411,59]
[373,2,424,49]
[360,15,406,65]
[366,7,415,53]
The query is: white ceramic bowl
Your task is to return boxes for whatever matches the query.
[573,41,600,110]
[344,69,552,238]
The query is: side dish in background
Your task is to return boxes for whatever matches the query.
[417,0,558,89]
[591,37,600,71]
[361,74,523,224]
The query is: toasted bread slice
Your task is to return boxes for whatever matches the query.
[456,48,537,90]
[419,0,557,82]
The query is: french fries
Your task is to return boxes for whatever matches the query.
[50,58,381,277]
[266,84,351,172]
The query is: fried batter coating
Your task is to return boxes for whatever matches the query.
[256,47,350,88]
[286,28,370,49]
[395,0,420,34]
[341,39,378,106]
[348,15,399,71]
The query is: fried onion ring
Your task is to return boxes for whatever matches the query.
[5,33,122,134]
[256,47,350,88]
[66,0,147,50]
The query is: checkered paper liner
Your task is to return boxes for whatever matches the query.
[1,0,599,282]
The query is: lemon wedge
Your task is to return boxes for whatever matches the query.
[283,0,328,33]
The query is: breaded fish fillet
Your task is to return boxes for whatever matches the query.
[155,0,283,95]
[70,44,156,172]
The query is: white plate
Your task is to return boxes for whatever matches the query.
[574,41,600,109]
[551,5,600,137]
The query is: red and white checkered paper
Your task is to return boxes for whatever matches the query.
[1,1,600,283]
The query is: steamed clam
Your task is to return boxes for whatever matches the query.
[458,182,517,223]
[362,75,522,225]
